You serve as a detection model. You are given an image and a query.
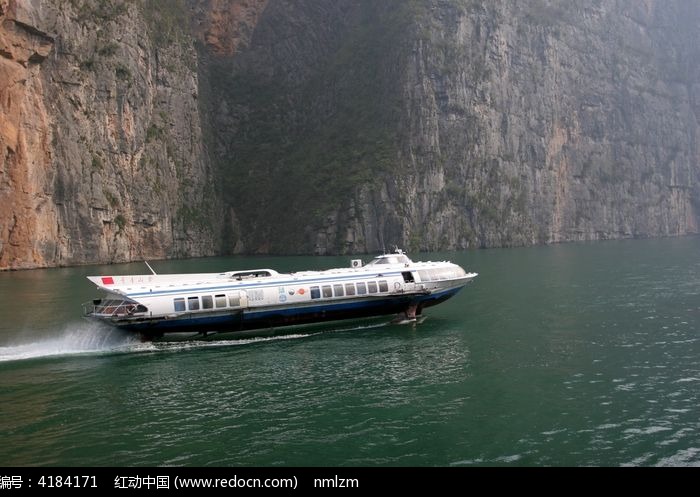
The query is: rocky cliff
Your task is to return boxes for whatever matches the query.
[1,0,221,269]
[210,0,700,254]
[0,0,55,269]
[2,0,700,268]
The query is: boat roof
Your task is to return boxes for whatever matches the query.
[87,249,463,295]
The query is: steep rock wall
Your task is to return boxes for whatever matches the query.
[0,0,222,269]
[208,0,700,254]
[395,0,700,249]
[0,0,56,269]
[3,0,700,268]
[192,0,268,56]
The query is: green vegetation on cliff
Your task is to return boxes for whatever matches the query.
[208,1,429,253]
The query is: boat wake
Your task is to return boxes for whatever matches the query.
[0,318,399,363]
[140,320,393,352]
[144,332,322,353]
[0,322,140,363]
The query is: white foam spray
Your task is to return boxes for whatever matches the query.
[0,321,141,362]
[0,318,393,363]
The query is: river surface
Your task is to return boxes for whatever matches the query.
[1,237,699,466]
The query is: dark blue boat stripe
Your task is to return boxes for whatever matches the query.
[121,287,462,331]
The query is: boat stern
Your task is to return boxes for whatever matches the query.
[82,296,148,320]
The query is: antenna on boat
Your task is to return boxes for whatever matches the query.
[144,261,157,275]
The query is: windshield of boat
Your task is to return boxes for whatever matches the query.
[366,254,412,266]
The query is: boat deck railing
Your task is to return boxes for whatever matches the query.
[82,299,138,318]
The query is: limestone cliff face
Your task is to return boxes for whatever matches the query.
[208,0,700,254]
[192,0,268,56]
[1,0,222,269]
[3,0,700,268]
[390,0,700,250]
[0,0,56,269]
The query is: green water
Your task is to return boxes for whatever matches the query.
[1,238,699,466]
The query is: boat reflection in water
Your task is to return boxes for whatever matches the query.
[83,249,477,340]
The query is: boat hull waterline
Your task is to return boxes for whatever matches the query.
[83,250,477,339]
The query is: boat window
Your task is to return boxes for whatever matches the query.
[333,284,344,297]
[215,294,227,308]
[188,296,200,311]
[367,281,378,293]
[357,282,367,295]
[174,298,185,312]
[310,286,321,299]
[402,271,415,283]
[202,295,213,309]
[345,283,356,296]
[418,267,466,281]
[229,294,240,307]
[378,280,389,292]
[381,257,395,265]
[230,270,273,279]
[367,256,393,265]
[367,254,412,266]
[322,285,332,298]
